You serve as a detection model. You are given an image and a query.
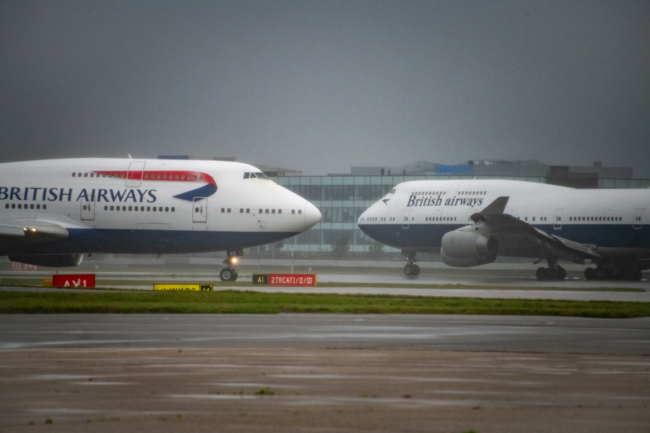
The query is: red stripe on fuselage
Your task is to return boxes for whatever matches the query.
[93,170,216,185]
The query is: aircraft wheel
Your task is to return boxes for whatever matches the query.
[404,264,414,277]
[545,267,559,281]
[229,270,238,282]
[220,268,234,282]
[595,267,608,280]
[621,267,642,281]
[584,267,596,280]
[536,267,547,280]
[412,264,421,276]
[557,267,567,280]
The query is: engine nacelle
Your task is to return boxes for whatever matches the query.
[9,254,83,268]
[440,230,499,268]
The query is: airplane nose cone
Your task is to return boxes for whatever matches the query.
[303,202,321,230]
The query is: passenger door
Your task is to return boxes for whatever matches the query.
[633,208,644,229]
[80,199,95,221]
[553,209,563,230]
[126,161,146,187]
[402,209,411,229]
[193,198,208,223]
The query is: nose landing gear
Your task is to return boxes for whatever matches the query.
[403,251,420,277]
[220,250,242,282]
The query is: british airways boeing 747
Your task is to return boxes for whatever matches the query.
[0,158,321,281]
[358,179,649,281]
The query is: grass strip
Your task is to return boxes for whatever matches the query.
[3,278,642,292]
[97,280,644,292]
[0,290,648,318]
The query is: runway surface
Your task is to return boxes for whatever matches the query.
[2,314,650,354]
[2,264,650,301]
[1,315,649,432]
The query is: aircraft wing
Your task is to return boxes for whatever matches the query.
[0,219,70,243]
[470,197,601,264]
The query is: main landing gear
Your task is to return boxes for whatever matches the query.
[584,265,642,281]
[220,250,242,282]
[403,251,420,277]
[535,257,566,281]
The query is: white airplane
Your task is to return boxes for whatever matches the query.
[0,158,321,281]
[358,179,650,281]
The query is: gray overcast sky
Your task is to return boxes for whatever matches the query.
[1,0,649,176]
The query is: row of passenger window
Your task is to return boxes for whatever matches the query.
[72,172,103,178]
[359,216,459,223]
[71,172,206,181]
[569,216,622,222]
[220,208,303,215]
[521,216,549,222]
[143,173,202,181]
[5,203,47,210]
[413,191,447,196]
[412,190,487,196]
[360,214,625,224]
[102,205,176,212]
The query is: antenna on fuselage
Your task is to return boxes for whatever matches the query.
[128,154,133,159]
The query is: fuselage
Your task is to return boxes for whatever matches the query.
[0,158,321,256]
[358,179,650,259]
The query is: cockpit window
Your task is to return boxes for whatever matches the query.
[243,171,271,180]
[389,188,396,194]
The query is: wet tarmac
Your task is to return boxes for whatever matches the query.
[1,315,649,432]
[2,314,649,354]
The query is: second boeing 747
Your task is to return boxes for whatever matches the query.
[359,179,649,281]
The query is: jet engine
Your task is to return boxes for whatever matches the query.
[440,229,499,267]
[9,254,83,268]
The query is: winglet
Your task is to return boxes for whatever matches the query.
[470,196,509,223]
[480,196,509,215]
